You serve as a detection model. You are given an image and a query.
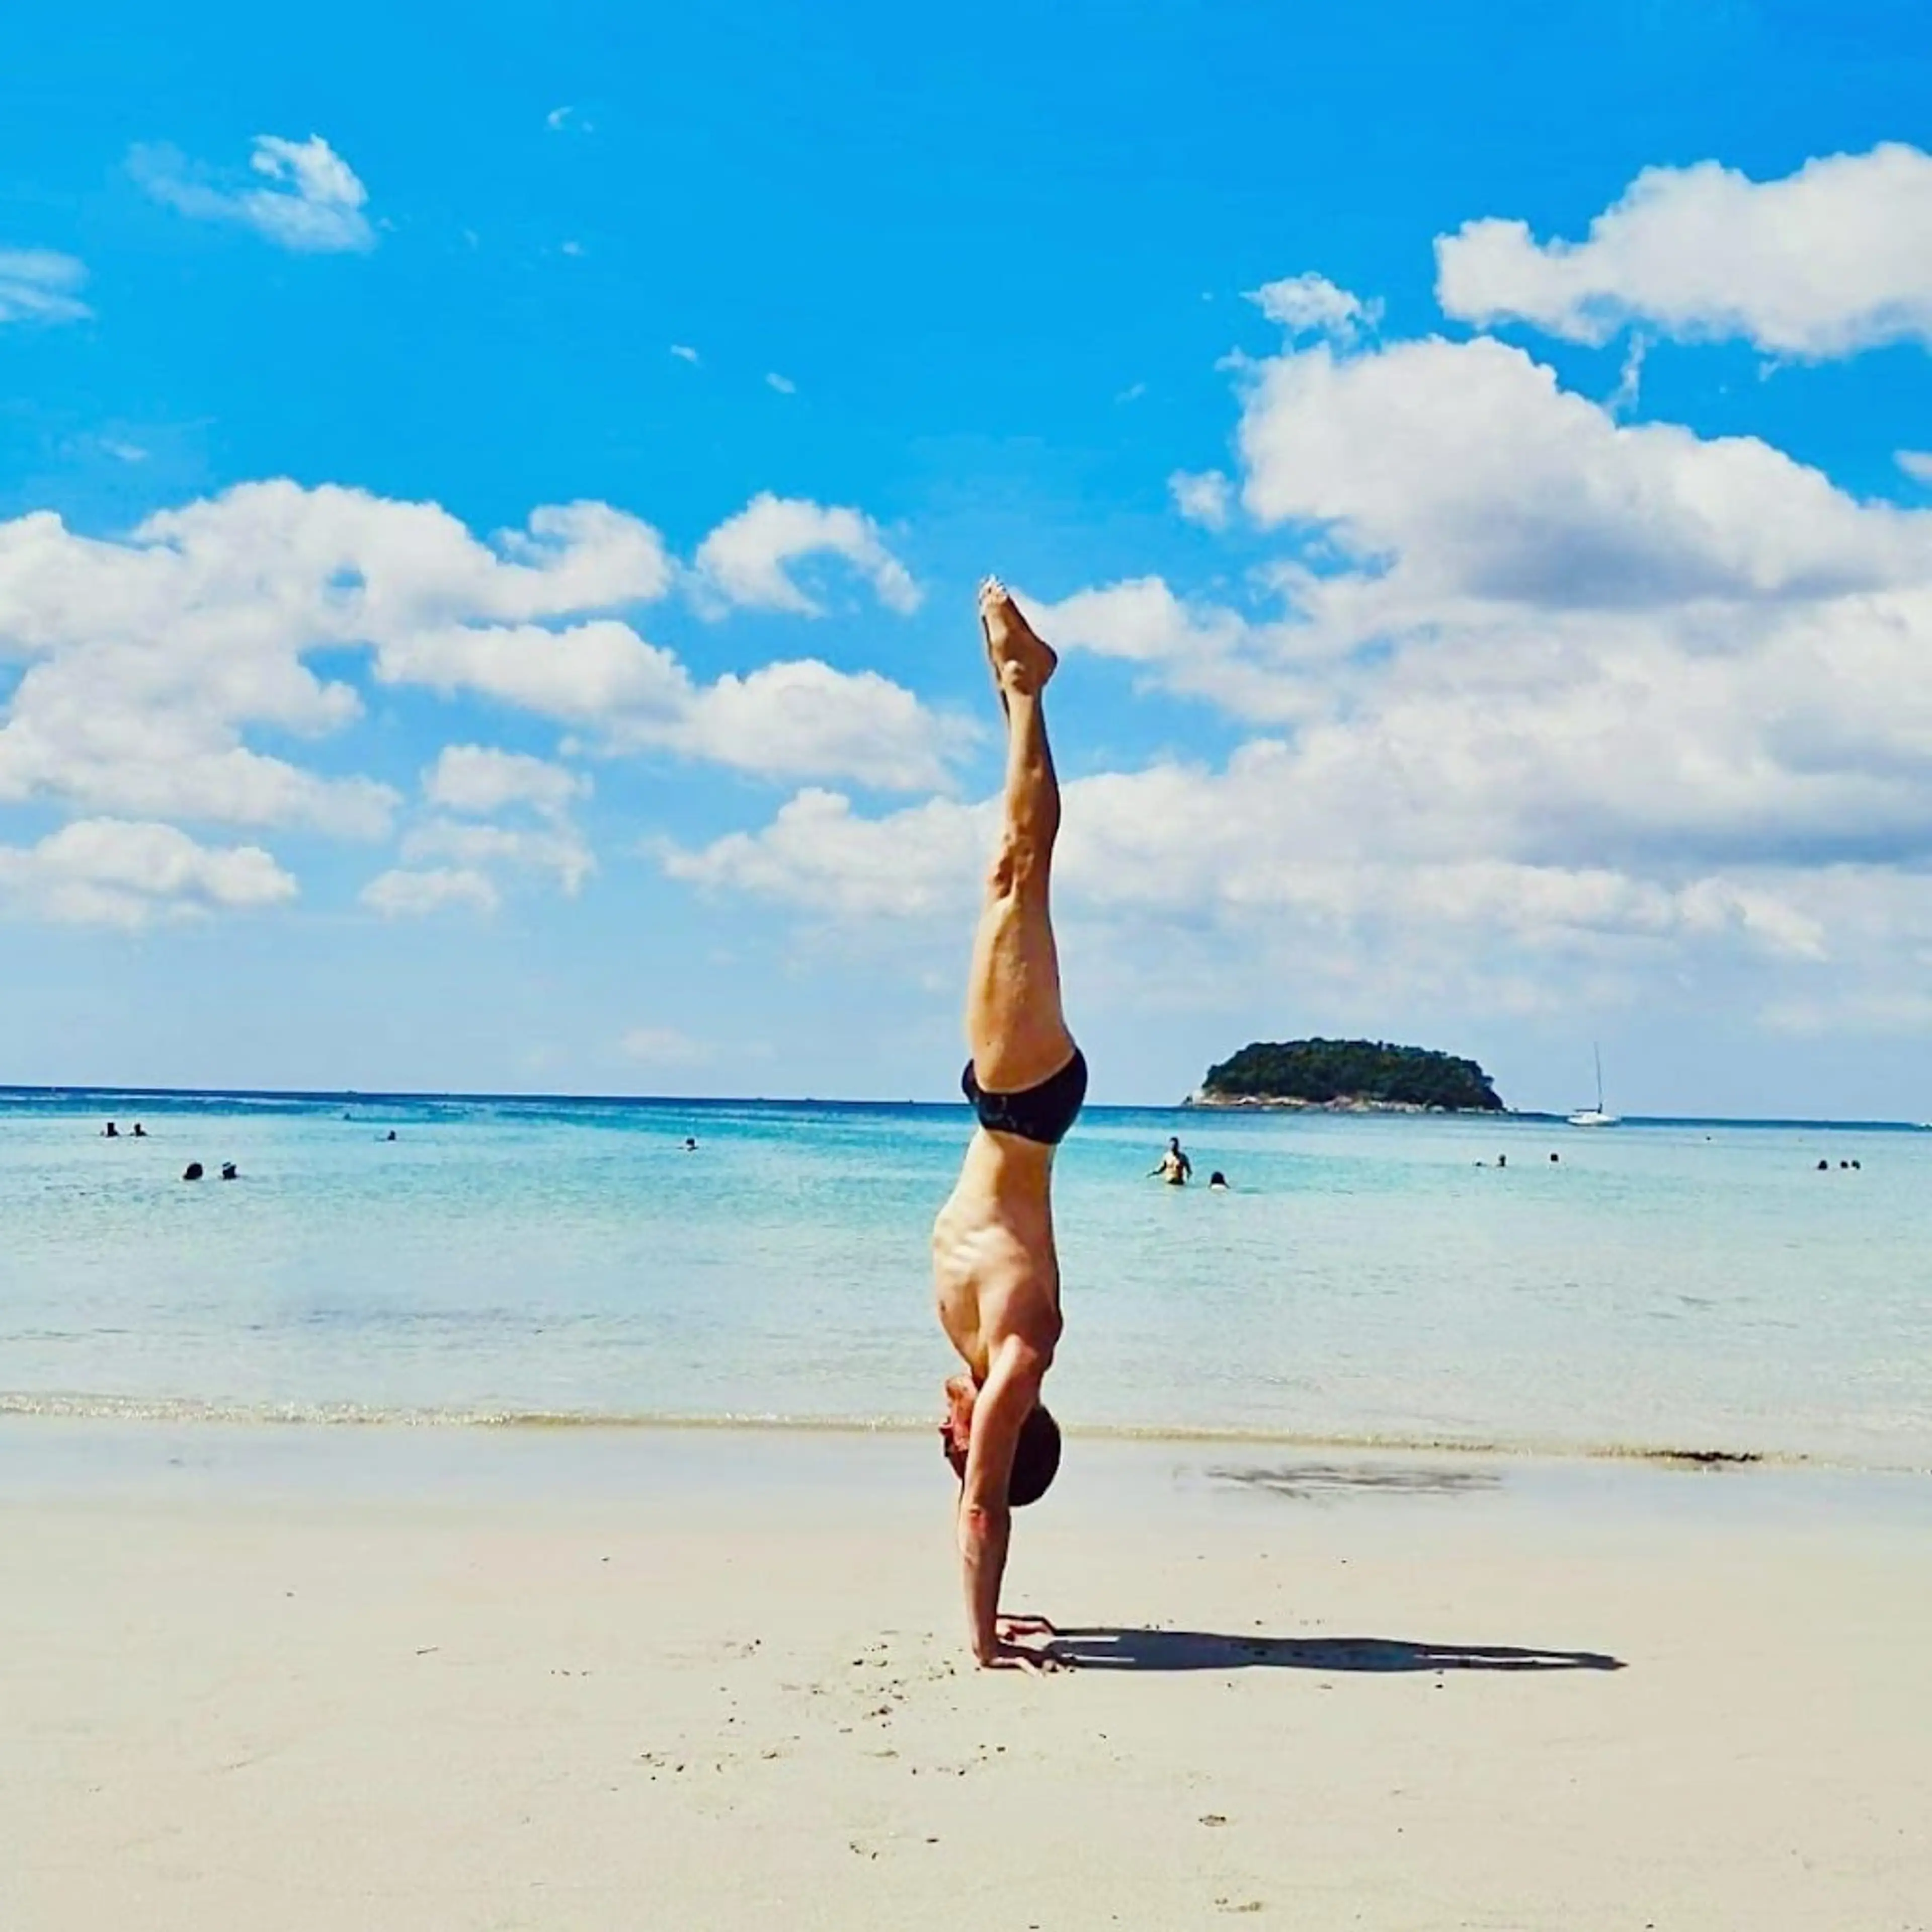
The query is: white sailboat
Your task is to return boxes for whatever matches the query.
[1567,1044,1620,1128]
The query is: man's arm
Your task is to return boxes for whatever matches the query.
[957,1344,1046,1668]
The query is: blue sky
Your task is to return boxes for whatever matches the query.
[5,0,1932,1115]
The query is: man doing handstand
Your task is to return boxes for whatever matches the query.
[931,579,1083,1673]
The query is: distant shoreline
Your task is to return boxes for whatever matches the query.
[1183,1092,1498,1115]
[2,1083,1927,1132]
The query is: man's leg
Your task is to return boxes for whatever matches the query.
[965,581,1076,1093]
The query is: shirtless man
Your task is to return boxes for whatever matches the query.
[931,579,1085,1673]
[1150,1136,1192,1185]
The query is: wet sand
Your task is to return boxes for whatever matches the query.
[3,1425,1928,1929]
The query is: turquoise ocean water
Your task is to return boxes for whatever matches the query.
[2,1088,1928,1470]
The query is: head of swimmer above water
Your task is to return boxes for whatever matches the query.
[940,1376,1062,1507]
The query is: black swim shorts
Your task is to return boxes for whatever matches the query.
[961,1048,1088,1146]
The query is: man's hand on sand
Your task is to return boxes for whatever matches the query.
[996,1613,1059,1640]
[979,1636,1067,1674]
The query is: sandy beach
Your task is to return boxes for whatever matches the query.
[4,1424,1928,1930]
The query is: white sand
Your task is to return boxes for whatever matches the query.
[3,1427,1928,1930]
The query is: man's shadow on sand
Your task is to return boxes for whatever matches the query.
[1045,1629,1624,1673]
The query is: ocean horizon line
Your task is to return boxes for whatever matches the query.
[3,1081,1927,1134]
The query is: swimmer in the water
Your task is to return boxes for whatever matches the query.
[1208,1170,1228,1190]
[1149,1136,1192,1186]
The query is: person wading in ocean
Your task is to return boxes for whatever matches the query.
[930,580,1083,1674]
[1150,1135,1192,1185]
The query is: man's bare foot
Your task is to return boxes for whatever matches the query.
[979,578,1058,699]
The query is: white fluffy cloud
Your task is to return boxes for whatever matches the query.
[398,747,596,903]
[1030,578,1313,723]
[0,250,90,325]
[423,746,589,820]
[377,620,680,723]
[0,478,958,926]
[360,866,499,918]
[377,624,959,789]
[1203,324,1932,871]
[692,493,921,616]
[1436,144,1932,357]
[1169,469,1233,529]
[0,480,951,851]
[0,482,663,835]
[1234,332,1927,610]
[1249,272,1382,342]
[662,756,1864,1043]
[667,760,1825,953]
[0,819,296,928]
[665,786,992,918]
[669,660,965,789]
[400,817,595,896]
[132,135,376,254]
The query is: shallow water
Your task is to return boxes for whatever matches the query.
[2,1088,1928,1468]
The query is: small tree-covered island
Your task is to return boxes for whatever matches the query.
[1187,1038,1506,1113]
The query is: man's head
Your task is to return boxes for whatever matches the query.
[940,1378,1063,1507]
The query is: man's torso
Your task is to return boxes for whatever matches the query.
[931,1129,1063,1380]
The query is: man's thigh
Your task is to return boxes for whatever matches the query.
[966,887,1074,1088]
